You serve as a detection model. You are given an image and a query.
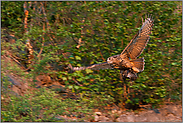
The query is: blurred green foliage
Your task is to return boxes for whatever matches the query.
[1,87,95,122]
[1,1,182,121]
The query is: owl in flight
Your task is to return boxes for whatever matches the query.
[69,15,154,81]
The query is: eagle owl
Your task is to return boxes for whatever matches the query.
[69,15,154,81]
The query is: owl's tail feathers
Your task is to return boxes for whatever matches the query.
[131,57,145,72]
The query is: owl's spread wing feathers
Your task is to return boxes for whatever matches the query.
[70,62,113,71]
[120,16,154,59]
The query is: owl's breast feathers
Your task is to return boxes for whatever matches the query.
[107,54,145,73]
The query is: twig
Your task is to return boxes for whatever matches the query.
[76,18,85,48]
[23,2,34,65]
[73,78,83,86]
[4,51,26,70]
[40,2,51,30]
[37,2,46,59]
[41,2,55,45]
[95,42,106,61]
[37,23,45,60]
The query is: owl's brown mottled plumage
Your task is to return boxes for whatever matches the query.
[69,15,154,81]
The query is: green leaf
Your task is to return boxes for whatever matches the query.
[75,56,81,60]
[68,85,73,89]
[62,77,67,81]
[171,62,177,66]
[86,69,93,74]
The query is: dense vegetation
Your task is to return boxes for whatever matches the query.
[1,1,182,122]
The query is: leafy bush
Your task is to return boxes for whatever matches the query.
[1,87,95,122]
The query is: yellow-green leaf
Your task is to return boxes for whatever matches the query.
[75,56,81,60]
[86,69,93,74]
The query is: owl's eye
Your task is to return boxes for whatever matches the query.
[108,57,113,61]
[113,56,117,58]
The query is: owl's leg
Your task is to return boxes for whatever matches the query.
[127,70,137,99]
[120,70,128,100]
[121,70,136,99]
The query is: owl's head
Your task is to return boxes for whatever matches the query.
[107,55,119,65]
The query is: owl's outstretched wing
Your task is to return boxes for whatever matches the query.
[68,62,113,71]
[120,15,154,59]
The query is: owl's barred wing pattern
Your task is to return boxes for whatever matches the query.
[70,62,113,71]
[120,15,154,59]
